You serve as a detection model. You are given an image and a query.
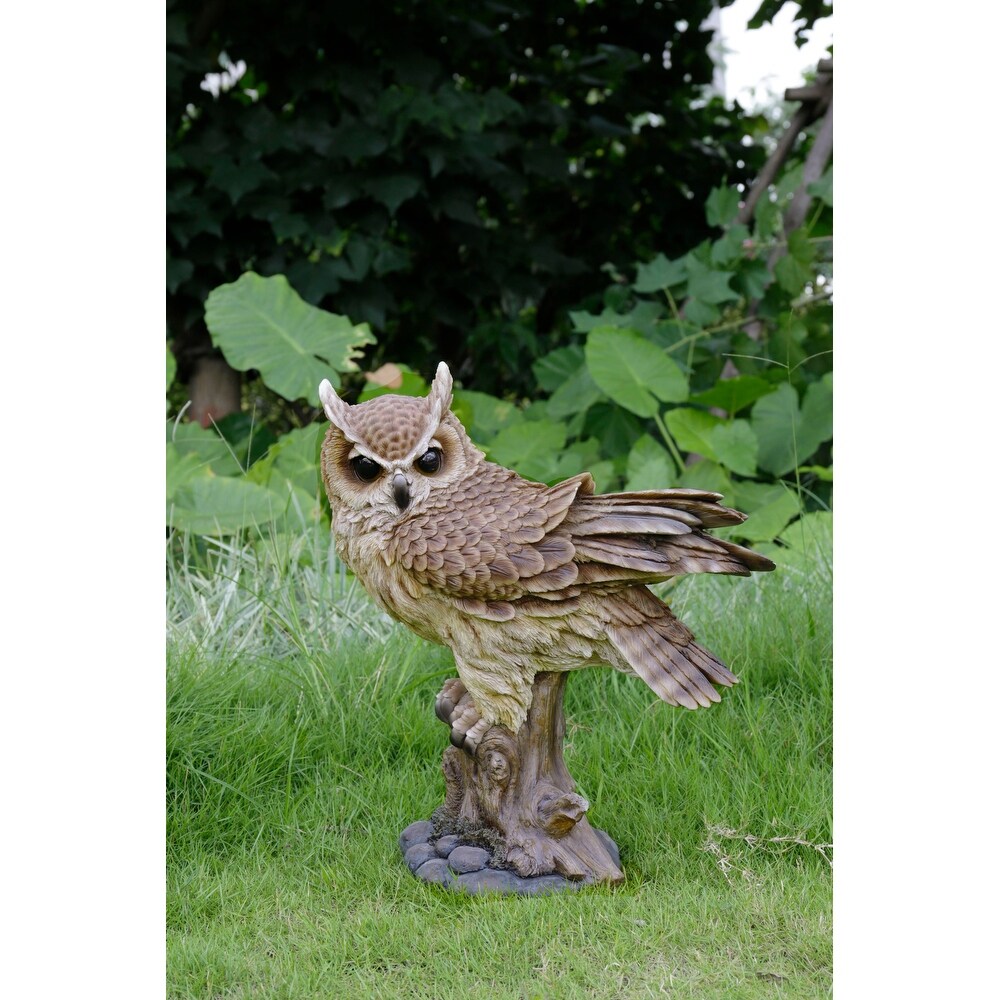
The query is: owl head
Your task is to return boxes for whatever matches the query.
[318,362,481,517]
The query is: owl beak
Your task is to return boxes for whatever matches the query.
[391,472,410,511]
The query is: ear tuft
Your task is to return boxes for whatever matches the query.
[427,362,453,423]
[319,378,353,433]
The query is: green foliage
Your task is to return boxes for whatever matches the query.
[625,435,677,492]
[166,344,177,390]
[167,275,376,536]
[487,420,568,484]
[585,328,688,417]
[690,375,774,414]
[476,134,831,535]
[751,376,832,477]
[473,123,834,540]
[205,273,375,404]
[167,417,328,536]
[167,0,770,395]
[167,114,832,550]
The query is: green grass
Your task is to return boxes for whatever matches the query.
[167,524,831,999]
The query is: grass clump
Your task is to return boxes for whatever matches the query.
[167,524,831,998]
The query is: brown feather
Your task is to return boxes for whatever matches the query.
[607,608,735,713]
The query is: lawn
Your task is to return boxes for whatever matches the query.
[167,518,832,999]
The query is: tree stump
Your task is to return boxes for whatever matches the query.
[402,671,624,890]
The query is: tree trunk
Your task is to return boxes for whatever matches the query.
[434,672,625,885]
[188,355,241,428]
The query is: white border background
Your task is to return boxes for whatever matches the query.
[4,3,998,995]
[4,3,165,992]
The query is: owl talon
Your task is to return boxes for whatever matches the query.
[449,700,485,752]
[457,717,491,755]
[436,679,490,754]
[435,678,468,725]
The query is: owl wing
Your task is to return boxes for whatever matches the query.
[390,466,588,621]
[563,487,775,588]
[391,467,773,622]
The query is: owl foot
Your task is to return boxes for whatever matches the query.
[435,678,490,755]
[435,678,467,724]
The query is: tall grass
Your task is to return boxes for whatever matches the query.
[167,523,831,998]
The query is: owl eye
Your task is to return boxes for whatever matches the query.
[350,455,383,483]
[416,448,442,474]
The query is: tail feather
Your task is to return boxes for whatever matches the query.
[608,622,700,709]
[571,489,749,529]
[606,604,738,711]
[648,625,723,705]
[683,638,739,687]
[573,533,763,579]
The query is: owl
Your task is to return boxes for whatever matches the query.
[319,363,774,751]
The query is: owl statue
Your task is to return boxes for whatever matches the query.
[319,363,774,751]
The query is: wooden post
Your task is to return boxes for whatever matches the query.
[434,672,625,885]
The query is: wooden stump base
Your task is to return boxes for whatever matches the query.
[403,671,625,891]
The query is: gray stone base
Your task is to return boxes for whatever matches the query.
[398,819,622,896]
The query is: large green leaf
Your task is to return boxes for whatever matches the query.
[737,258,772,300]
[691,376,776,414]
[167,257,193,295]
[585,328,688,418]
[546,441,616,493]
[732,489,800,543]
[709,224,750,266]
[452,390,520,440]
[774,253,812,295]
[549,438,601,482]
[266,480,327,532]
[167,420,245,476]
[751,383,800,476]
[801,373,833,452]
[664,408,721,460]
[709,419,758,477]
[166,443,212,502]
[625,434,677,491]
[730,480,786,513]
[677,459,733,498]
[684,257,738,306]
[532,345,585,391]
[779,511,833,552]
[584,460,618,494]
[364,174,422,214]
[247,424,325,497]
[583,403,644,456]
[208,158,279,205]
[168,475,285,536]
[571,301,665,340]
[751,375,832,476]
[705,185,741,228]
[787,228,817,265]
[546,363,604,420]
[205,273,376,405]
[683,299,720,327]
[486,419,567,483]
[633,253,686,293]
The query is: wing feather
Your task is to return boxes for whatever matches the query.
[606,593,738,711]
[391,467,773,611]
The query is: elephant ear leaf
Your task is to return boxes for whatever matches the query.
[752,376,832,477]
[205,272,376,405]
[585,327,688,417]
